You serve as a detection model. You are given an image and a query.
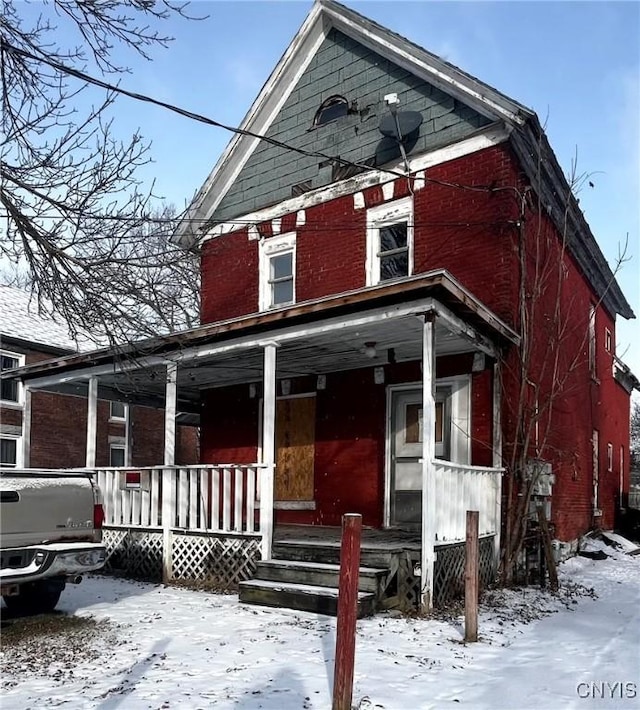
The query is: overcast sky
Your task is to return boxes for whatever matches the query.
[18,0,640,377]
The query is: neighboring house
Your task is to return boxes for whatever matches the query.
[4,0,638,610]
[0,285,198,470]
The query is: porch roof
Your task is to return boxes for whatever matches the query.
[6,270,518,410]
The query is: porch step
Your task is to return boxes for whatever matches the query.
[254,559,388,593]
[272,540,399,568]
[238,579,376,618]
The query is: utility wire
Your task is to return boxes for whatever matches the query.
[1,39,405,180]
[1,39,496,197]
[3,213,513,229]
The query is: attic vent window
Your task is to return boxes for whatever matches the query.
[313,96,348,127]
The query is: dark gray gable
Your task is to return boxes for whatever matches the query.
[213,28,491,223]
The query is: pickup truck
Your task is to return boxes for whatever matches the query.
[0,469,106,614]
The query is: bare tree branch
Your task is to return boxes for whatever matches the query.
[1,0,199,346]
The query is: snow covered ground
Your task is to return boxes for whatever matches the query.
[2,536,639,710]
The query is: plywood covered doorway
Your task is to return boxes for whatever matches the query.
[275,395,315,501]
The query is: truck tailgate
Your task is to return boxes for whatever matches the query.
[1,471,96,547]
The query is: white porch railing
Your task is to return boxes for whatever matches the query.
[434,461,503,543]
[94,465,271,534]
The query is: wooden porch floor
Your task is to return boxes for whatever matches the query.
[274,524,421,552]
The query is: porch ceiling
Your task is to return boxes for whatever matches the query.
[59,313,476,409]
[9,271,518,411]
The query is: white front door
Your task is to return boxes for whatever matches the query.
[389,387,451,527]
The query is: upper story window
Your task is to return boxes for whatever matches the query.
[110,401,127,421]
[366,197,414,286]
[313,95,348,127]
[604,327,613,354]
[259,233,296,311]
[1,350,25,404]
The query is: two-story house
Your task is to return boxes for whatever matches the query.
[5,0,637,612]
[0,285,198,470]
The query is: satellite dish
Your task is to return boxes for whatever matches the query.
[378,110,423,141]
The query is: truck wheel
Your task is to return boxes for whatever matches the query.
[2,579,65,615]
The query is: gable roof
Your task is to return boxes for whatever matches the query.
[0,285,82,354]
[174,0,533,248]
[173,0,633,321]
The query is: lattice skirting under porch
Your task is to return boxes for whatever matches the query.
[433,535,496,607]
[171,532,260,590]
[101,527,261,590]
[102,527,164,580]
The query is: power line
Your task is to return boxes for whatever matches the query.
[1,39,495,199]
[2,212,513,230]
[1,39,404,181]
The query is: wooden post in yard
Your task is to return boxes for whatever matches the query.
[537,506,559,592]
[333,513,362,710]
[464,510,479,643]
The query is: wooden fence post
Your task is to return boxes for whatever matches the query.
[465,510,479,643]
[333,513,362,710]
[537,506,559,592]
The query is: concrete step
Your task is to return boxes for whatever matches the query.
[272,540,398,568]
[255,559,388,593]
[238,579,376,618]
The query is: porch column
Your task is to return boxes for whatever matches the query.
[21,385,32,468]
[492,360,503,569]
[162,361,177,583]
[85,376,98,468]
[421,313,437,611]
[261,342,277,561]
[125,405,133,467]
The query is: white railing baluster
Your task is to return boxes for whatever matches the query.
[246,467,256,533]
[121,474,131,526]
[210,467,220,531]
[222,468,231,532]
[199,467,209,529]
[178,468,188,528]
[431,462,503,543]
[189,468,198,530]
[233,467,243,532]
[150,468,160,527]
[89,463,294,561]
[131,483,141,526]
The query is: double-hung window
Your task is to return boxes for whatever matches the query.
[259,233,296,311]
[366,197,413,286]
[1,350,25,404]
[0,436,19,468]
[110,444,126,468]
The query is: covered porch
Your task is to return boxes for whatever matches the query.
[13,271,518,610]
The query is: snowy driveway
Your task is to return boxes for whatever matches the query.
[1,542,638,709]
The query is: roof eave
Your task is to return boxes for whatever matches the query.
[509,117,635,321]
[7,270,520,384]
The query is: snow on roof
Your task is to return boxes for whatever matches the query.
[0,285,82,353]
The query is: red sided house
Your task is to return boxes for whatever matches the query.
[5,1,637,612]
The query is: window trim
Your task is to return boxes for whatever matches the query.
[366,197,414,286]
[0,434,21,468]
[604,327,612,354]
[259,232,296,311]
[109,442,126,468]
[607,442,613,472]
[0,349,25,407]
[109,401,128,422]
